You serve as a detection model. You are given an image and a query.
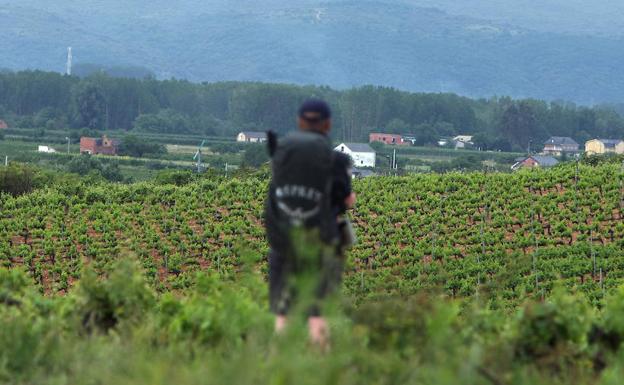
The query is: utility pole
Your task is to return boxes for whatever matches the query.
[393,148,398,170]
[66,47,72,76]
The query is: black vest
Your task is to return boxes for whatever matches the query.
[265,131,336,253]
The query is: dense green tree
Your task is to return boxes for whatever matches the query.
[72,82,107,129]
[0,163,35,195]
[385,118,410,134]
[67,155,123,182]
[1,70,623,147]
[242,144,269,168]
[118,135,166,158]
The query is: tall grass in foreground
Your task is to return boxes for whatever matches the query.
[2,259,624,385]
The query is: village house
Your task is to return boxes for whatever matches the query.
[237,131,267,143]
[369,133,408,145]
[542,136,579,156]
[0,120,8,130]
[80,135,120,155]
[511,155,559,171]
[37,145,56,154]
[452,135,474,149]
[335,143,376,168]
[585,138,624,155]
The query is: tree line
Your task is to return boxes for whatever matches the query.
[1,70,623,151]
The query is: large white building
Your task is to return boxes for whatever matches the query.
[335,143,376,168]
[236,131,267,143]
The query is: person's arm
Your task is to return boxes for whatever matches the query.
[332,153,354,214]
[345,192,356,209]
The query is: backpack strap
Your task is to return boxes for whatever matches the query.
[267,130,278,157]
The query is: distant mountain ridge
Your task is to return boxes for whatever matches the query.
[1,0,624,103]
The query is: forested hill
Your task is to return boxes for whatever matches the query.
[2,0,624,103]
[2,71,624,152]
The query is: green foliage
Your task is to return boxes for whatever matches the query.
[118,134,167,158]
[582,153,624,166]
[154,170,196,186]
[75,259,155,333]
[0,160,622,384]
[2,71,624,148]
[512,289,593,363]
[242,144,269,168]
[133,109,194,134]
[157,273,268,346]
[3,260,624,384]
[349,295,460,354]
[0,163,36,195]
[67,154,124,182]
[210,142,246,154]
[71,82,107,130]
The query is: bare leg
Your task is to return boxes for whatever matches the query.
[308,316,329,350]
[275,315,288,334]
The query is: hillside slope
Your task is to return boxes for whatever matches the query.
[2,1,624,102]
[1,164,622,303]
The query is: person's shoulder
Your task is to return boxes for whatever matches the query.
[333,151,352,166]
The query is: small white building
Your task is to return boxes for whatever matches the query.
[452,135,474,149]
[38,145,56,153]
[335,143,376,168]
[237,131,267,143]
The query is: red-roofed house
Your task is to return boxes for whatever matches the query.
[369,133,409,145]
[80,136,120,155]
[0,120,8,130]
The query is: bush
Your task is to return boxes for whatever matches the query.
[512,289,593,366]
[118,135,167,158]
[75,259,155,333]
[0,163,36,196]
[157,273,268,347]
[590,286,624,354]
[210,142,246,154]
[349,295,460,354]
[155,170,196,186]
[67,155,124,182]
[0,268,62,382]
[242,144,269,168]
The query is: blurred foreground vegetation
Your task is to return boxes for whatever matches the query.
[4,259,624,385]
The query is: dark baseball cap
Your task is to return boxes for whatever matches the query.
[298,99,332,123]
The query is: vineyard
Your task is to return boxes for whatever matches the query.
[1,162,624,384]
[1,163,622,302]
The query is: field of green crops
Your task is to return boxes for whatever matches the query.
[1,162,624,384]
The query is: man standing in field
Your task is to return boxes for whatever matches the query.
[265,99,355,348]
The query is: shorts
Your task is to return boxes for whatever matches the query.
[268,247,344,317]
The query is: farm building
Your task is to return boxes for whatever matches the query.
[543,137,579,155]
[369,133,408,145]
[585,139,624,155]
[335,143,376,168]
[80,136,120,155]
[0,120,8,129]
[37,145,56,153]
[452,135,474,149]
[511,155,559,171]
[237,131,267,143]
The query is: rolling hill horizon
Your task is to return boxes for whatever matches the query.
[2,1,624,104]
